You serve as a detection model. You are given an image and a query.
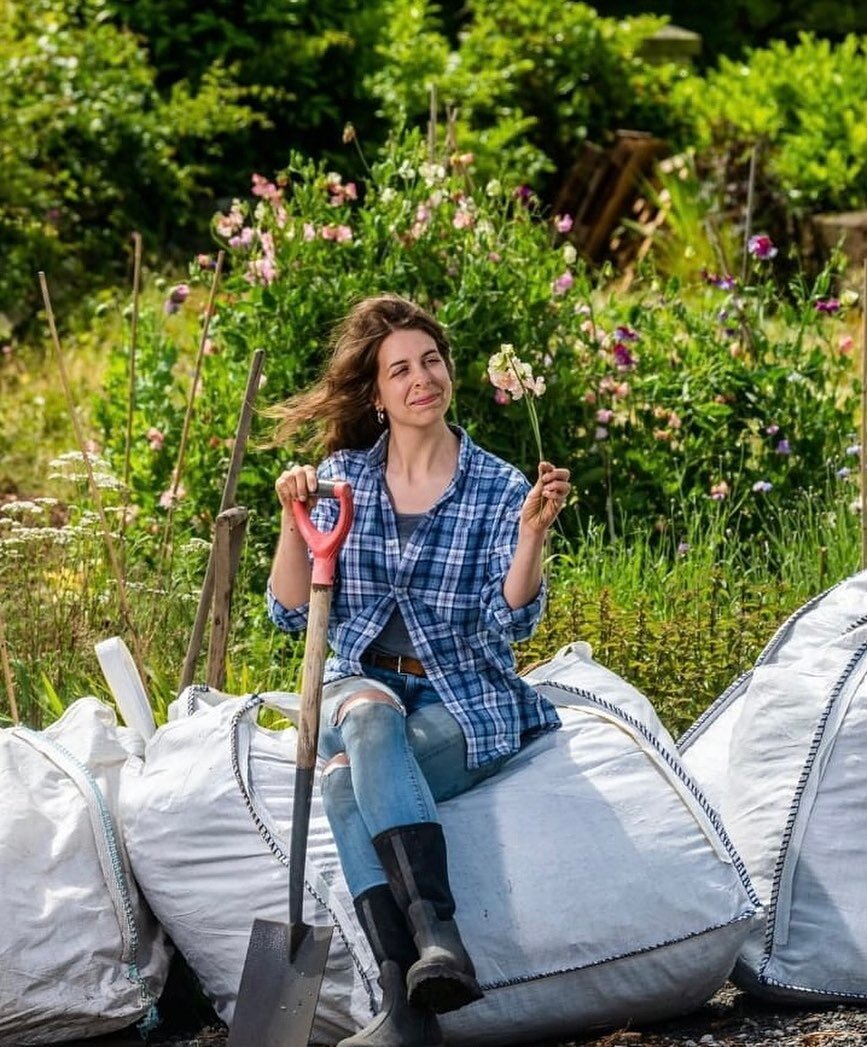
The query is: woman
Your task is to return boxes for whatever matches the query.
[267,293,570,1047]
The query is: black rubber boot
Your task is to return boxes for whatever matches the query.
[373,822,484,1014]
[338,885,444,1047]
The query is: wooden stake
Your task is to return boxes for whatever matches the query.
[427,84,438,163]
[179,348,265,691]
[38,271,147,682]
[159,250,225,569]
[0,607,19,725]
[860,260,867,569]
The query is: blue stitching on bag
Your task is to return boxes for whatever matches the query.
[19,728,160,1032]
[534,680,762,909]
[756,638,867,984]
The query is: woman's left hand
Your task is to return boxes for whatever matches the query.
[520,461,571,534]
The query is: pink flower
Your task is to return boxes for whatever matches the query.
[335,224,353,242]
[839,334,854,353]
[488,251,502,263]
[554,214,573,233]
[552,272,574,296]
[196,253,215,269]
[229,227,255,249]
[494,388,510,405]
[251,173,281,201]
[594,426,609,441]
[147,427,165,451]
[710,480,730,501]
[595,408,614,424]
[159,484,186,509]
[163,283,190,315]
[747,234,778,261]
[245,257,278,286]
[303,222,316,241]
[215,203,245,238]
[452,209,474,230]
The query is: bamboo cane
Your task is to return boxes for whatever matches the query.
[0,606,19,725]
[120,228,143,540]
[860,260,867,569]
[159,250,225,570]
[741,142,758,282]
[38,271,147,682]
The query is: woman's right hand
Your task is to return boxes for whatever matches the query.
[275,463,320,510]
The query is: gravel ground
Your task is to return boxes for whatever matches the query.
[68,981,867,1047]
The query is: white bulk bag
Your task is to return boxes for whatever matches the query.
[679,572,867,1003]
[0,698,172,1045]
[122,645,759,1045]
[120,686,375,1045]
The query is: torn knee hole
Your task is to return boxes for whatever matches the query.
[323,752,350,776]
[335,690,402,726]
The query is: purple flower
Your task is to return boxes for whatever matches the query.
[163,283,190,314]
[554,214,573,233]
[752,480,773,493]
[815,298,841,314]
[747,234,778,261]
[838,467,852,478]
[614,325,639,343]
[775,439,791,455]
[701,269,736,290]
[765,423,780,436]
[677,541,690,556]
[612,342,635,370]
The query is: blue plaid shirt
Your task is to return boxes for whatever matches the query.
[267,426,560,768]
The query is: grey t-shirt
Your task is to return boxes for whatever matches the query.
[370,511,425,657]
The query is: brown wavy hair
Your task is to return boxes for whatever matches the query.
[265,293,454,454]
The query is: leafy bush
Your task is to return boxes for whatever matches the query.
[94,133,860,569]
[672,33,867,215]
[0,0,263,331]
[366,0,688,192]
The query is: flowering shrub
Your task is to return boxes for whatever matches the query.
[97,133,860,548]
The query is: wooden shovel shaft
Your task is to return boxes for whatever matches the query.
[289,583,333,930]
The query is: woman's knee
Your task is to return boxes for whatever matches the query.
[335,688,404,727]
[320,753,354,817]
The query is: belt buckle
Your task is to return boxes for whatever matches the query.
[395,654,404,674]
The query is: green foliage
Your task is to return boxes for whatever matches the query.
[0,0,263,331]
[672,33,867,214]
[91,134,860,569]
[366,0,687,191]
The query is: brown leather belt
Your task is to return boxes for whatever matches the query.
[362,652,427,678]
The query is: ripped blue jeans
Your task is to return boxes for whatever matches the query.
[317,664,508,898]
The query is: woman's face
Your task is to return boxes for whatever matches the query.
[374,327,452,431]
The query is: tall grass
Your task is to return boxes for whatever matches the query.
[521,484,861,737]
[1,477,860,735]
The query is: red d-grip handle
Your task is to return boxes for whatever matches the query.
[291,480,354,586]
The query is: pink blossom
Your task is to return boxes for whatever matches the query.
[196,253,215,269]
[839,334,854,353]
[552,272,574,296]
[554,214,573,233]
[159,483,186,509]
[594,426,609,441]
[612,343,636,370]
[488,251,502,263]
[202,338,216,356]
[335,225,353,242]
[215,203,245,238]
[487,345,546,401]
[146,427,165,451]
[710,480,730,501]
[245,257,278,286]
[452,209,475,230]
[251,173,281,201]
[596,408,614,424]
[494,389,510,405]
[163,283,190,315]
[1,344,11,356]
[229,227,255,249]
[303,222,316,241]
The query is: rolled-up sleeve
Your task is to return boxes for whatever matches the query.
[266,579,308,633]
[478,481,546,642]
